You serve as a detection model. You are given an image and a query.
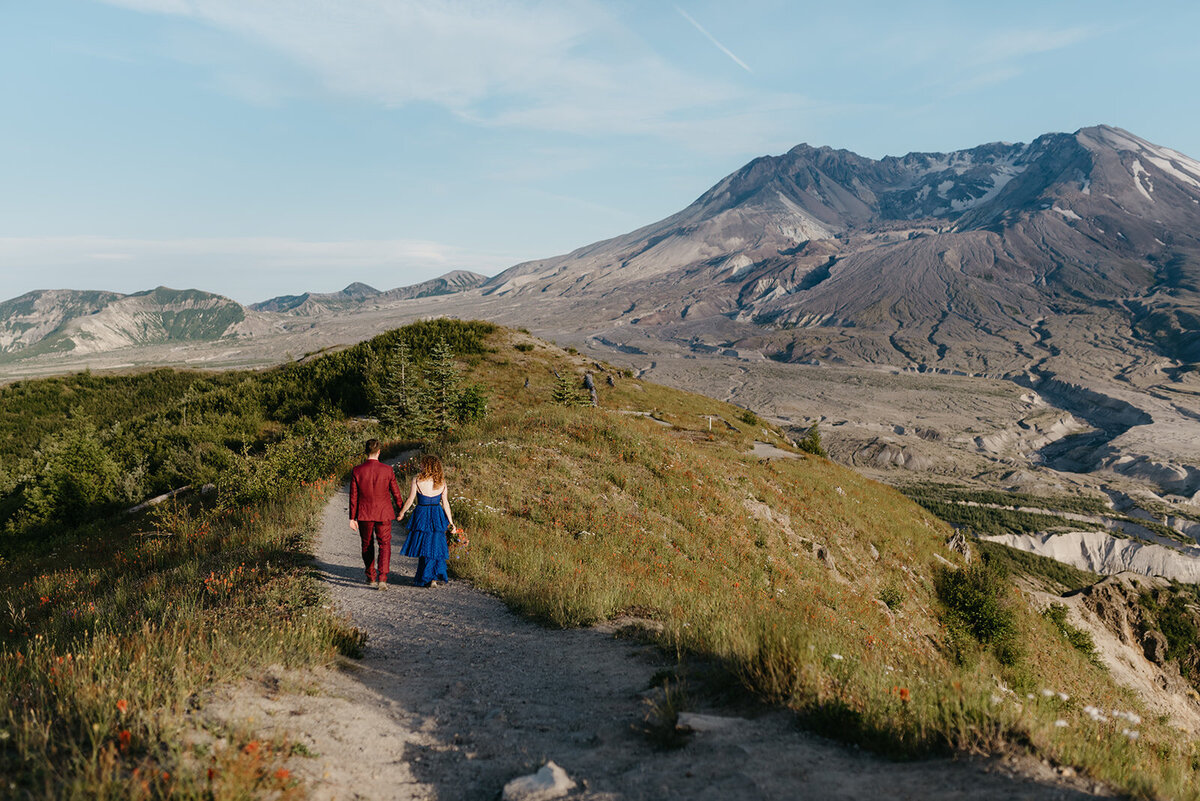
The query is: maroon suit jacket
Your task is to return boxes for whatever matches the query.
[349,459,403,522]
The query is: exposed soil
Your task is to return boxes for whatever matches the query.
[201,464,1115,800]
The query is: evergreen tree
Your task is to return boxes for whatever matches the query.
[426,338,461,433]
[378,339,430,436]
[798,422,827,457]
[551,372,585,407]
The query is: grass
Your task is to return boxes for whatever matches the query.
[0,474,367,799]
[5,323,1200,799]
[430,328,1200,796]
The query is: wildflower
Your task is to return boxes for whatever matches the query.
[1057,692,1069,702]
[1054,719,1068,728]
[899,687,910,703]
[116,699,128,714]
[118,730,131,750]
[275,768,291,781]
[1122,728,1140,740]
[830,653,844,661]
[243,741,260,755]
[1040,689,1055,698]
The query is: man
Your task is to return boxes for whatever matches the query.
[349,438,404,589]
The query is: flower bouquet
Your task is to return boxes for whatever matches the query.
[449,526,469,559]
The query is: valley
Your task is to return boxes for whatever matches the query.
[3,125,1200,585]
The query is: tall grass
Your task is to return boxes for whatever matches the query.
[1,457,364,799]
[429,331,1200,796]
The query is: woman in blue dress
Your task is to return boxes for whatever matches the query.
[398,454,455,587]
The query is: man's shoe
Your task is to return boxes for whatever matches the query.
[365,576,375,586]
[377,581,388,591]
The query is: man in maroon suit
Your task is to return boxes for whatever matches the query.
[349,438,404,589]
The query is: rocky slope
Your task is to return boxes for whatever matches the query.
[485,125,1200,376]
[251,270,487,315]
[0,271,488,360]
[0,287,248,360]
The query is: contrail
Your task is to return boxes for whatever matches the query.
[675,6,752,73]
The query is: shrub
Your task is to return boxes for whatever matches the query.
[797,422,827,457]
[1043,604,1102,667]
[551,373,586,407]
[738,409,759,426]
[878,582,905,610]
[1141,591,1199,663]
[514,343,534,352]
[934,559,1020,666]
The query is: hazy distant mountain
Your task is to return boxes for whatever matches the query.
[0,287,246,361]
[252,270,487,315]
[484,125,1200,376]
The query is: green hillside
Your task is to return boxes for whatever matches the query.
[1,321,1196,799]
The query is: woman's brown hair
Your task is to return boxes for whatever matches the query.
[416,454,444,489]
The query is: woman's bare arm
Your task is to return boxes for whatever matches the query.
[397,477,418,519]
[440,483,455,529]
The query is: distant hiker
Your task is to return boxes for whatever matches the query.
[397,454,456,587]
[349,438,404,590]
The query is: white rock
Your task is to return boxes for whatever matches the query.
[502,761,576,801]
[675,712,746,732]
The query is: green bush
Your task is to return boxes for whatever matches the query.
[877,582,905,610]
[797,422,826,457]
[934,559,1020,666]
[738,409,759,426]
[1141,591,1199,663]
[1043,603,1102,667]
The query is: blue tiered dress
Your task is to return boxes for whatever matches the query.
[401,490,449,586]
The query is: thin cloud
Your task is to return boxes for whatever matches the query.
[674,6,752,73]
[94,0,799,149]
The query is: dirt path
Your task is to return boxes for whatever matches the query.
[207,465,1113,800]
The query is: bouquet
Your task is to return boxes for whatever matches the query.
[449,526,469,558]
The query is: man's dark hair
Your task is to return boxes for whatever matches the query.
[365,438,382,456]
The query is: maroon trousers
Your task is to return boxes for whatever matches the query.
[358,520,392,582]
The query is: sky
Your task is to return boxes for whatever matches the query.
[1,0,1198,304]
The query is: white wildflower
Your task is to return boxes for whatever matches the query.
[835,486,846,496]
[1057,692,1069,702]
[830,653,844,661]
[1054,719,1069,728]
[1122,728,1140,740]
[1041,688,1055,698]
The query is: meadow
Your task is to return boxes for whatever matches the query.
[3,320,1199,799]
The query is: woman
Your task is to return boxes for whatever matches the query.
[398,454,455,587]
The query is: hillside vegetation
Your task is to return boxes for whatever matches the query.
[2,321,1198,799]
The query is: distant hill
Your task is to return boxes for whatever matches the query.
[483,125,1200,377]
[251,270,487,315]
[0,271,490,360]
[0,287,246,361]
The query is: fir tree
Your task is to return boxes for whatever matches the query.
[798,422,827,457]
[551,372,585,407]
[378,339,430,436]
[426,338,461,432]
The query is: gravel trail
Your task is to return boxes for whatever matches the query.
[210,462,1111,800]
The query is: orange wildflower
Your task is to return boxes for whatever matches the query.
[116,699,128,714]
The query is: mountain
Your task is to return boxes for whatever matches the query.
[0,271,490,361]
[0,287,247,361]
[484,125,1200,377]
[252,270,487,315]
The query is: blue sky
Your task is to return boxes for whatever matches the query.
[1,0,1197,304]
